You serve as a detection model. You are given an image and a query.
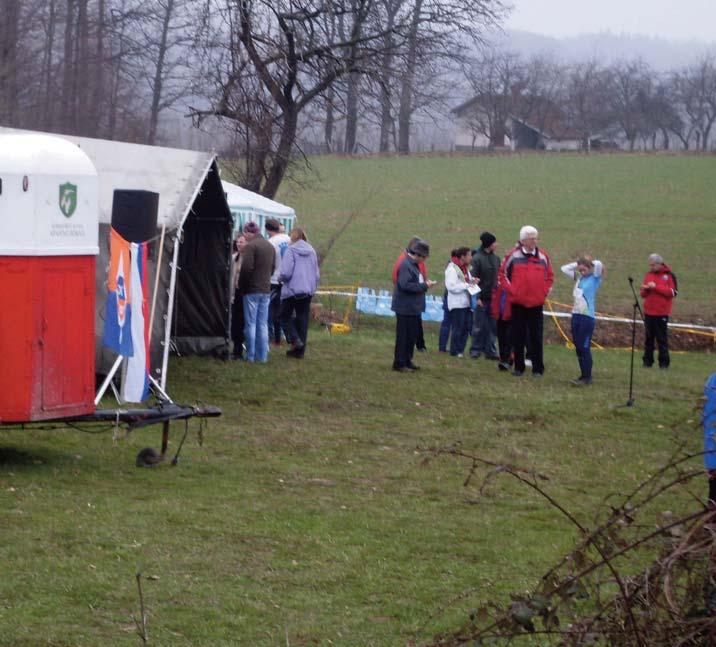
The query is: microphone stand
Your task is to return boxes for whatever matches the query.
[624,277,644,407]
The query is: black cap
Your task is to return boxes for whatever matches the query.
[480,231,496,249]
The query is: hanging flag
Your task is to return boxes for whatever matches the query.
[121,242,150,403]
[103,228,133,356]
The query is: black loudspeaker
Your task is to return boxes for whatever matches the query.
[111,190,159,243]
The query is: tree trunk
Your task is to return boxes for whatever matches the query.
[661,128,669,150]
[148,0,174,145]
[324,86,335,153]
[702,120,714,151]
[61,0,76,131]
[91,0,105,136]
[378,5,397,153]
[343,70,360,153]
[76,0,90,131]
[397,0,423,154]
[42,0,57,129]
[262,104,298,199]
[0,0,21,125]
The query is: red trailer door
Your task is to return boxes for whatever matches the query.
[40,257,95,415]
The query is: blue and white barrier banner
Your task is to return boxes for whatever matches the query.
[315,288,716,333]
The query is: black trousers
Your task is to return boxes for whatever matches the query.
[231,291,245,358]
[280,295,312,356]
[449,308,471,356]
[511,304,544,374]
[394,314,420,369]
[643,314,669,367]
[497,319,512,363]
[269,283,284,343]
[416,318,426,350]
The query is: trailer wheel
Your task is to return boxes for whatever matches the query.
[135,447,163,467]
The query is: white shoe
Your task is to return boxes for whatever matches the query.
[525,359,533,368]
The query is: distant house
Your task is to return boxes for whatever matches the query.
[453,92,588,152]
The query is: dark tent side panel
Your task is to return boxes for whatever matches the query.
[172,160,233,357]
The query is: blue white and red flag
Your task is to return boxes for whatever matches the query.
[103,229,134,356]
[121,242,150,403]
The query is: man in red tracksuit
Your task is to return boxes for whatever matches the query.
[640,253,677,369]
[500,226,554,377]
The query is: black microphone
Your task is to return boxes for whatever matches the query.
[628,276,634,283]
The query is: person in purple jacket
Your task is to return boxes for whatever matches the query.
[278,227,320,359]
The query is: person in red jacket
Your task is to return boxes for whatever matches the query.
[491,255,514,372]
[393,236,429,351]
[640,253,677,369]
[500,226,554,377]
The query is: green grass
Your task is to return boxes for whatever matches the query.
[280,154,716,320]
[0,321,712,646]
[2,153,715,645]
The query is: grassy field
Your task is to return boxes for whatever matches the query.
[1,153,715,646]
[0,323,713,646]
[280,154,716,320]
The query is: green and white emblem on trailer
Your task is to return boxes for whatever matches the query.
[59,182,78,217]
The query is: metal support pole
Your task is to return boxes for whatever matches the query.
[94,355,124,405]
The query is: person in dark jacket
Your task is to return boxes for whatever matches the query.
[500,225,554,377]
[239,221,276,363]
[391,239,436,371]
[393,236,429,352]
[641,253,677,369]
[279,227,320,359]
[230,234,247,359]
[469,231,500,360]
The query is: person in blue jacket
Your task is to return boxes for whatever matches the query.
[703,373,716,504]
[560,256,603,385]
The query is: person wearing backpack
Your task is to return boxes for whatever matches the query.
[640,253,677,369]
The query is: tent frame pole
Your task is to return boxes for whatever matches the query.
[95,355,124,405]
[160,230,182,391]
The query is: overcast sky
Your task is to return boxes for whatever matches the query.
[506,0,716,42]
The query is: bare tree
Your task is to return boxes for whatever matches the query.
[562,60,612,151]
[672,56,716,151]
[606,60,655,151]
[460,49,523,150]
[395,0,505,154]
[196,0,441,196]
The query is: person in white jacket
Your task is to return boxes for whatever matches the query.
[445,247,479,357]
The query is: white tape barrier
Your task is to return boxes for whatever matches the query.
[315,289,716,334]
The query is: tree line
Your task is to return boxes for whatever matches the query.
[461,50,716,153]
[1,0,714,198]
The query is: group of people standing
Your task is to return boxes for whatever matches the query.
[391,226,677,382]
[231,219,320,362]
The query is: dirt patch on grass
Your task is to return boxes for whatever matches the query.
[544,318,715,351]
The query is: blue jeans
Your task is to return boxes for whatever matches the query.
[449,308,472,356]
[243,292,270,362]
[470,300,498,357]
[571,313,595,379]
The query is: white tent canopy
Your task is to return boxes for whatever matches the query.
[222,180,296,236]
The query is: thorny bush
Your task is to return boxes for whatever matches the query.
[422,445,716,646]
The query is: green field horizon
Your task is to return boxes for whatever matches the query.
[279,153,716,322]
